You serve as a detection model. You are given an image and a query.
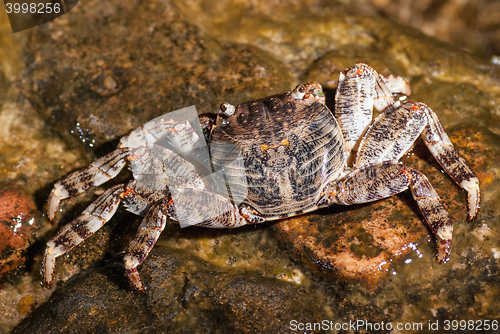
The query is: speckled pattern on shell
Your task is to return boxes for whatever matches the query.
[210,92,344,216]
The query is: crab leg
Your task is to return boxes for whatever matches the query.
[167,188,248,228]
[129,144,206,190]
[318,161,410,206]
[123,200,168,293]
[47,147,132,220]
[118,114,202,154]
[418,102,480,220]
[355,101,427,168]
[124,188,248,292]
[355,101,480,220]
[317,161,453,261]
[43,184,125,288]
[335,63,409,164]
[406,167,453,262]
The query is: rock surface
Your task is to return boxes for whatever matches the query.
[13,248,329,333]
[1,0,499,332]
[0,187,37,282]
[339,0,500,58]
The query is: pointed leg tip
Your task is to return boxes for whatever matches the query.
[42,280,53,289]
[435,238,451,264]
[41,268,54,289]
[465,180,480,222]
[126,268,146,293]
[41,252,56,289]
[41,263,52,289]
[467,196,480,222]
[47,193,61,222]
[47,209,56,222]
[435,254,449,264]
[134,285,147,294]
[467,209,479,222]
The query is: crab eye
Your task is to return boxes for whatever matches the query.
[292,85,307,100]
[219,102,236,116]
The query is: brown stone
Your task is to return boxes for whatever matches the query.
[0,188,37,281]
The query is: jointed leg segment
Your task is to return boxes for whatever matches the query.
[355,100,480,220]
[318,161,453,261]
[331,63,480,262]
[43,184,125,288]
[124,200,169,292]
[419,102,480,220]
[47,147,132,220]
[335,63,410,165]
[406,167,453,262]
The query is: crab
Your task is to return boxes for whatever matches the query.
[42,63,480,292]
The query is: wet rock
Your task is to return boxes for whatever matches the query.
[12,248,329,334]
[211,277,328,333]
[10,260,151,334]
[24,1,293,150]
[341,0,500,59]
[272,198,428,289]
[0,187,37,282]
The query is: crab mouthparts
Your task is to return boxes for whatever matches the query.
[312,91,325,103]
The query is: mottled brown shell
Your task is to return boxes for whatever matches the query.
[210,86,344,218]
